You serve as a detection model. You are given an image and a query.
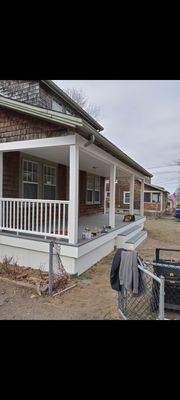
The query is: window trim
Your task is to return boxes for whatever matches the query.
[22,159,39,199]
[86,174,101,205]
[43,164,57,200]
[123,191,130,205]
[94,176,101,204]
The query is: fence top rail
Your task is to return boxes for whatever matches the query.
[0,198,70,205]
[137,259,161,283]
[150,262,180,270]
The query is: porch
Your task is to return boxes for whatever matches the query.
[0,197,145,242]
[0,211,146,275]
[0,134,147,275]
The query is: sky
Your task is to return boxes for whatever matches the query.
[55,80,180,194]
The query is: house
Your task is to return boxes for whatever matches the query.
[0,80,152,275]
[106,178,169,217]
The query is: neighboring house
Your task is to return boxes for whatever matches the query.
[0,80,152,275]
[167,193,177,209]
[106,178,169,216]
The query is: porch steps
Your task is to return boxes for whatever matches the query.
[116,225,143,246]
[124,230,147,251]
[119,225,142,237]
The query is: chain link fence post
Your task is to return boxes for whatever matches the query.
[159,275,165,320]
[49,241,54,296]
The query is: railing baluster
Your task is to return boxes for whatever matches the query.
[0,199,69,239]
[32,202,35,232]
[63,203,65,236]
[17,201,19,232]
[20,201,23,230]
[40,202,43,233]
[49,203,52,234]
[24,201,27,231]
[2,201,5,228]
[13,201,16,229]
[53,203,56,234]
[6,201,8,228]
[36,202,39,232]
[45,203,47,234]
[28,202,31,231]
[58,203,61,235]
[10,201,12,229]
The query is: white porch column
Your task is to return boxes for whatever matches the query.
[109,164,116,228]
[129,175,135,214]
[104,179,107,214]
[140,178,145,216]
[0,152,3,229]
[68,145,79,244]
[160,192,163,212]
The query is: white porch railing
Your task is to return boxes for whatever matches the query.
[0,198,70,239]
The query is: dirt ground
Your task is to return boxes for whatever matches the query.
[1,215,180,320]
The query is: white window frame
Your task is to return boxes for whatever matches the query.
[43,164,56,200]
[22,159,39,199]
[86,175,101,205]
[152,192,161,203]
[94,176,101,204]
[86,175,94,204]
[123,191,130,204]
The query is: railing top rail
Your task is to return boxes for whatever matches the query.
[0,198,70,204]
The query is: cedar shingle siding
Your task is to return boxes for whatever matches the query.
[0,80,75,114]
[0,80,41,106]
[0,108,69,143]
[3,152,20,198]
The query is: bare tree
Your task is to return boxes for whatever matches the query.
[54,82,100,120]
[64,87,100,119]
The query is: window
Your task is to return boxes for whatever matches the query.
[94,176,100,203]
[23,160,38,199]
[52,99,64,113]
[144,192,161,203]
[152,193,160,203]
[86,175,101,204]
[43,165,56,200]
[123,191,130,204]
[144,192,151,202]
[86,175,94,204]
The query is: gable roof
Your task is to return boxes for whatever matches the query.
[41,80,104,132]
[0,95,152,178]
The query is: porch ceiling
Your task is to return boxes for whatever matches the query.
[23,147,131,178]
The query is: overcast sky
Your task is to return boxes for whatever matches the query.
[55,80,180,194]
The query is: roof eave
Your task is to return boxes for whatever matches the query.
[41,80,104,132]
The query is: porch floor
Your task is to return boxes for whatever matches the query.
[78,213,143,243]
[0,213,144,245]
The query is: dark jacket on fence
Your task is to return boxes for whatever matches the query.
[110,248,127,291]
[119,250,139,294]
[110,248,146,296]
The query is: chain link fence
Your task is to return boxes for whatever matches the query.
[118,259,165,320]
[48,241,71,296]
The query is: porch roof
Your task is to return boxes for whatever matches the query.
[0,95,152,178]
